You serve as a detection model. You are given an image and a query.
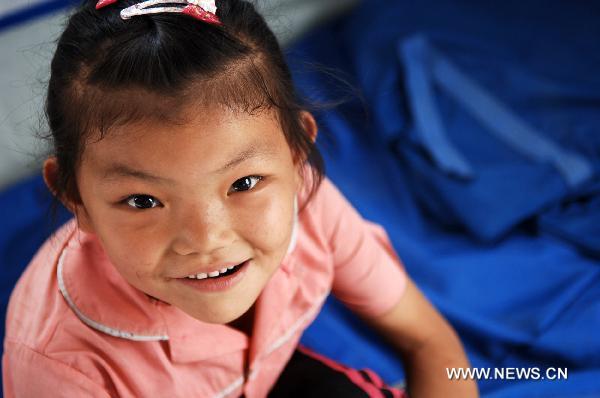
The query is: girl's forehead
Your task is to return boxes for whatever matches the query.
[81,134,293,191]
[81,82,282,142]
[82,106,289,170]
[88,104,282,143]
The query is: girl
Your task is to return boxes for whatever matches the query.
[3,1,478,397]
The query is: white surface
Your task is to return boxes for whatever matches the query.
[0,0,50,16]
[0,0,359,190]
[0,12,65,190]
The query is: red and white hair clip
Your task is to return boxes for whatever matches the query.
[95,0,221,25]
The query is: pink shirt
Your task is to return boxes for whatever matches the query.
[3,177,407,398]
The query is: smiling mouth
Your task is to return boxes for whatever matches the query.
[209,264,243,278]
[183,261,248,280]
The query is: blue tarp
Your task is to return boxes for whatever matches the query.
[289,0,600,397]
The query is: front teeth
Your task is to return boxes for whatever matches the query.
[186,264,240,280]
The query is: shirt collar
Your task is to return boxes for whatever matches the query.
[58,223,170,341]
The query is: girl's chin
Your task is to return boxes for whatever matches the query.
[178,296,257,325]
[186,308,252,325]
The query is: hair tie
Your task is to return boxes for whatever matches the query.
[95,0,222,25]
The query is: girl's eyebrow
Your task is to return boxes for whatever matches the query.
[102,165,174,184]
[102,144,276,183]
[214,144,276,174]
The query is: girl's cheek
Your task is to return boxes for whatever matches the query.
[96,202,170,250]
[98,214,167,261]
[104,236,165,283]
[104,205,163,228]
[240,193,293,250]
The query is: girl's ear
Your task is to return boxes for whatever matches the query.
[294,111,318,192]
[42,157,95,234]
[42,157,61,199]
[300,111,318,143]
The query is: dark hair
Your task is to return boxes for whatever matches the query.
[46,0,324,210]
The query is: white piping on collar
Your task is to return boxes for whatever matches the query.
[286,196,299,256]
[246,289,330,383]
[210,289,331,398]
[264,289,329,357]
[57,246,169,342]
[212,376,244,398]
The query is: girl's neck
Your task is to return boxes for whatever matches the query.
[227,304,255,336]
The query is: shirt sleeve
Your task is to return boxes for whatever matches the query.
[315,178,407,318]
[3,342,112,398]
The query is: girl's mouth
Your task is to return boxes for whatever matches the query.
[178,260,250,293]
[210,264,242,278]
[184,262,246,280]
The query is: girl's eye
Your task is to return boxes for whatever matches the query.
[125,195,162,210]
[229,176,263,193]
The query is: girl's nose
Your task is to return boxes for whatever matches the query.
[170,204,234,257]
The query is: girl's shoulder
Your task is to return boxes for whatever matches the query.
[4,220,78,350]
[297,169,363,237]
[4,220,132,395]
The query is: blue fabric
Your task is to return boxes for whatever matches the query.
[396,34,595,242]
[287,1,600,396]
[401,35,592,188]
[539,181,600,259]
[400,35,474,179]
[333,0,600,245]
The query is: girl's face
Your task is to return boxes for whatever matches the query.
[72,106,306,325]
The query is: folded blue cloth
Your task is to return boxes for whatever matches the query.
[396,34,594,242]
[539,181,600,259]
[288,1,600,396]
[332,0,600,247]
